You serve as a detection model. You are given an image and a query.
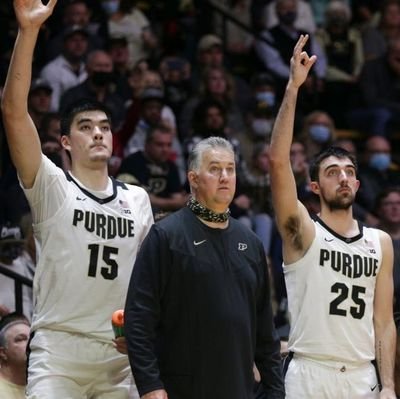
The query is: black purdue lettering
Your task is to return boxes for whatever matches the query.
[364,257,378,277]
[108,216,117,239]
[373,259,378,276]
[72,209,84,226]
[342,253,352,278]
[353,255,363,278]
[72,209,135,239]
[320,249,330,266]
[331,251,340,272]
[84,211,95,233]
[96,214,107,238]
[117,217,127,238]
[319,249,379,279]
[364,257,372,277]
[128,219,134,236]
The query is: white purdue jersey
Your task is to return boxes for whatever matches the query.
[23,155,153,341]
[284,216,382,364]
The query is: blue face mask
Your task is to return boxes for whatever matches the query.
[101,0,119,15]
[251,118,273,137]
[369,153,391,171]
[256,91,275,107]
[309,124,331,143]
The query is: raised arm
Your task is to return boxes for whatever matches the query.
[269,35,317,264]
[1,0,57,188]
[374,231,396,399]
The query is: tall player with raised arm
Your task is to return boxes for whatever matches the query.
[269,35,396,399]
[1,1,153,398]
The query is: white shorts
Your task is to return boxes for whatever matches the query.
[285,355,380,399]
[26,329,139,399]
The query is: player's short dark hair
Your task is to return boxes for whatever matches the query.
[60,99,112,136]
[309,146,358,182]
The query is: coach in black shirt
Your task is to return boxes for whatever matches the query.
[124,136,284,399]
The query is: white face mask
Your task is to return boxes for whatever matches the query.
[251,119,273,137]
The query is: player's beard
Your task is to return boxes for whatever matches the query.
[325,193,355,211]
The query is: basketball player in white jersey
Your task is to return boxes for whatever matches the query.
[269,35,396,398]
[1,1,153,398]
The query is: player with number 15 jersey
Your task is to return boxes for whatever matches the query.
[24,155,153,340]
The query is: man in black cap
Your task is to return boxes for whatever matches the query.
[124,87,166,156]
[106,36,133,102]
[28,78,53,129]
[45,0,105,62]
[40,24,89,111]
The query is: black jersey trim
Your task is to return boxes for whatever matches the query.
[66,172,118,204]
[315,215,364,243]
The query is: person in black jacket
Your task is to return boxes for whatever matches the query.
[124,136,285,399]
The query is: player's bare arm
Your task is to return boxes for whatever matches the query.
[1,0,57,188]
[373,230,396,399]
[269,35,317,264]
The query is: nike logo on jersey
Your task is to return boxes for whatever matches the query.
[76,196,87,201]
[370,384,378,392]
[194,239,207,246]
[324,237,334,242]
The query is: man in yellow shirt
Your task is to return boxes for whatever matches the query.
[0,313,30,399]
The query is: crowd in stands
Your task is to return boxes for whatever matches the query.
[0,0,400,395]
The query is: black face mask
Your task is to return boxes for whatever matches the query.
[0,243,24,263]
[91,71,114,87]
[278,11,297,26]
[327,15,348,29]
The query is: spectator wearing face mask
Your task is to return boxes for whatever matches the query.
[103,0,158,68]
[297,110,336,159]
[245,73,278,143]
[356,135,400,213]
[315,1,364,128]
[59,50,126,130]
[262,0,317,33]
[40,25,89,111]
[254,0,326,102]
[45,0,105,63]
[248,99,276,140]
